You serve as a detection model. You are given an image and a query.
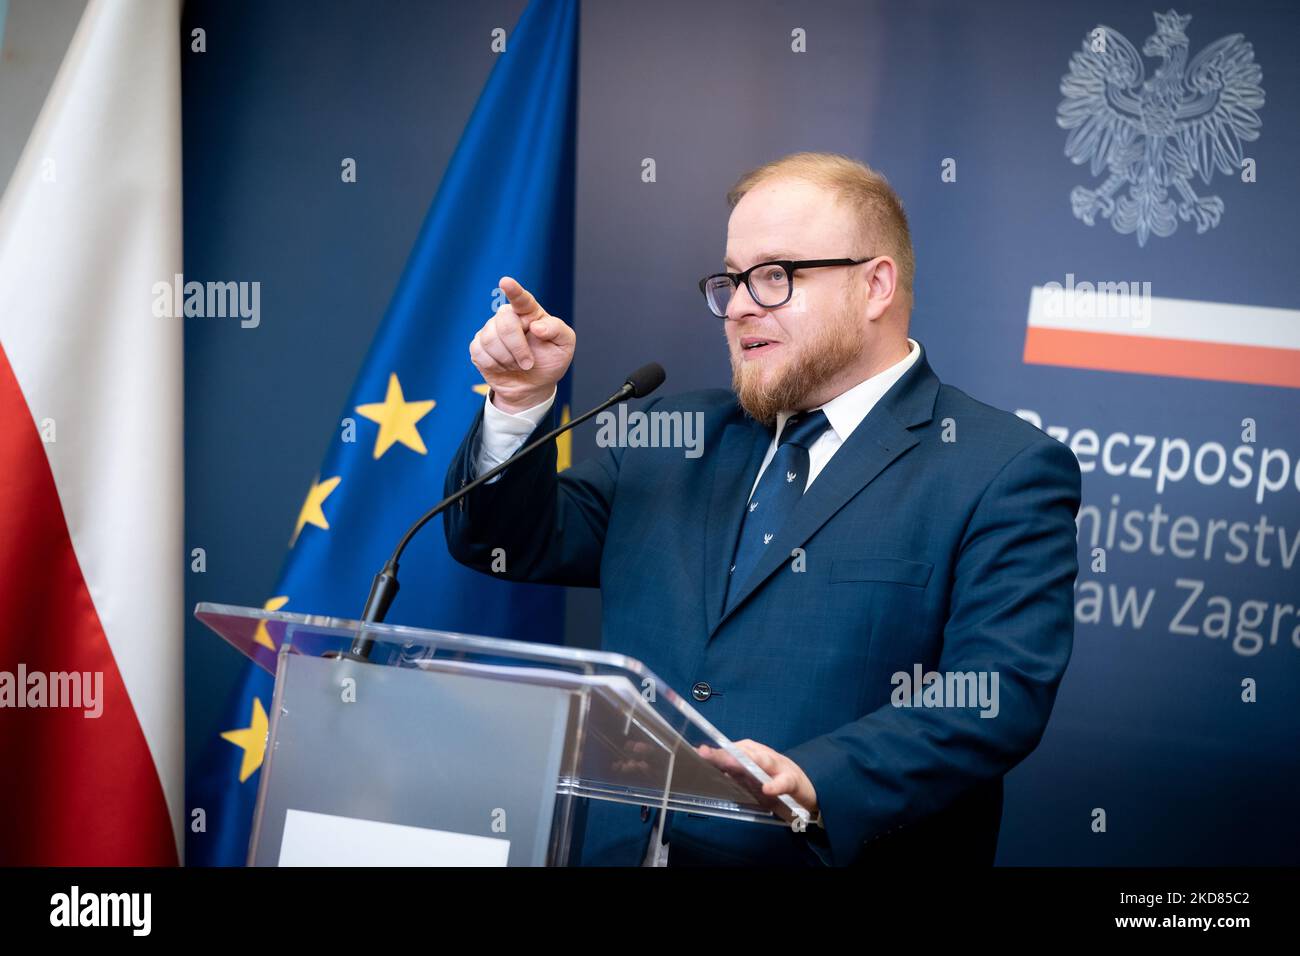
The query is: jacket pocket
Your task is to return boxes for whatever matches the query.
[830,557,933,588]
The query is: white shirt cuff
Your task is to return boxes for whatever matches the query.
[475,387,557,479]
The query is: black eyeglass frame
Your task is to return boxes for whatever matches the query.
[698,257,877,316]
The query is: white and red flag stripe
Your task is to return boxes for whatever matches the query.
[1024,285,1300,390]
[0,0,182,864]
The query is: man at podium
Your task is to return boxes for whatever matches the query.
[444,152,1081,866]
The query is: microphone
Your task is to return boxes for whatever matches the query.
[624,361,666,398]
[348,363,666,657]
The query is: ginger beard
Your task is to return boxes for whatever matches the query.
[729,297,864,427]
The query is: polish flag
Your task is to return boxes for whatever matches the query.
[0,0,182,863]
[1024,285,1300,390]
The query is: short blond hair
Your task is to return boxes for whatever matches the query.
[726,151,915,306]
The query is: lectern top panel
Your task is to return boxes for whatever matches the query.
[195,602,811,830]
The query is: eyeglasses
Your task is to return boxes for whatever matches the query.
[698,257,876,317]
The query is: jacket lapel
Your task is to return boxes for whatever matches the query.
[709,347,942,636]
[703,419,771,637]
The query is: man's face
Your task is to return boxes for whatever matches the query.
[722,178,870,426]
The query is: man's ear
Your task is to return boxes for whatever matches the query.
[864,256,898,320]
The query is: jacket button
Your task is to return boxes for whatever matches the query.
[691,681,712,702]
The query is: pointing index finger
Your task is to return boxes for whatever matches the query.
[499,275,544,322]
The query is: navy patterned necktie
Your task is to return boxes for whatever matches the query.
[724,409,830,611]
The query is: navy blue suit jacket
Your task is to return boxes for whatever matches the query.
[443,344,1081,866]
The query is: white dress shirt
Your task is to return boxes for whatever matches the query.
[474,338,921,488]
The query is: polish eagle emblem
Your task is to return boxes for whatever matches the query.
[1057,10,1265,246]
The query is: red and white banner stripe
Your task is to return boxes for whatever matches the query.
[0,0,182,864]
[1024,286,1300,390]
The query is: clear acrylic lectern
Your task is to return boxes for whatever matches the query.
[195,602,811,866]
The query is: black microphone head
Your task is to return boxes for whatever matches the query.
[625,362,666,398]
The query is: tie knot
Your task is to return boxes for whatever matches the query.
[777,409,829,450]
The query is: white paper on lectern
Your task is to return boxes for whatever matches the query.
[278,809,510,866]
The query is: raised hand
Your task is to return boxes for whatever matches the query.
[469,276,576,413]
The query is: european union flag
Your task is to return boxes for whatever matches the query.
[188,0,579,866]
